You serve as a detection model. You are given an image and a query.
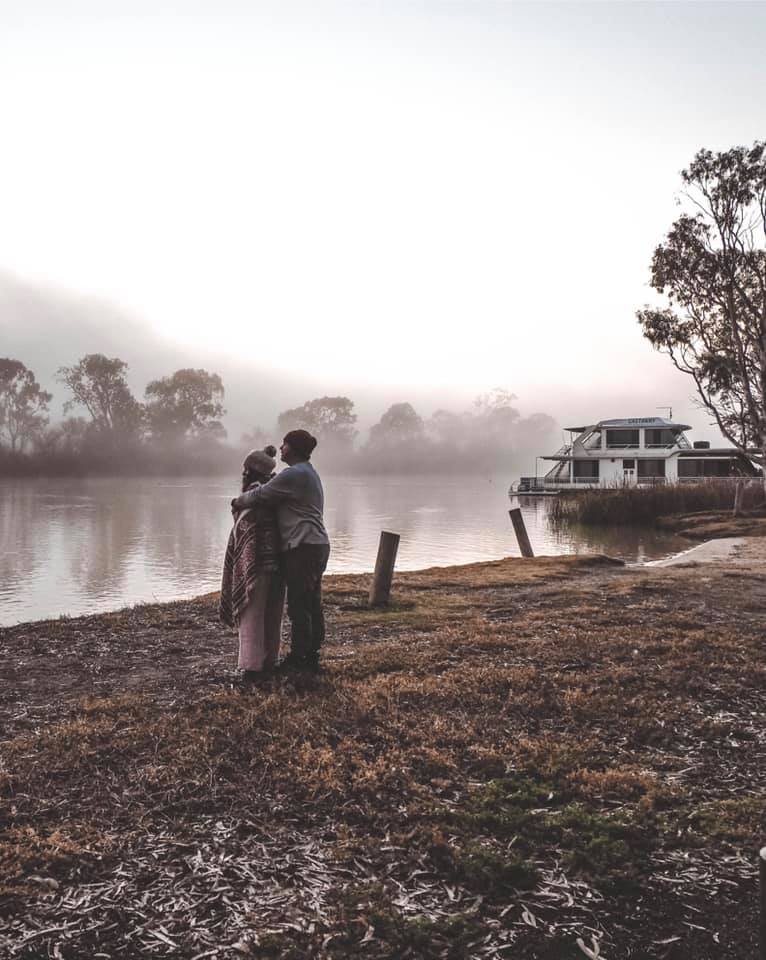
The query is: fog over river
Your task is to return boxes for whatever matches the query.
[0,475,690,626]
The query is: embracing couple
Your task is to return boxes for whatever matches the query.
[219,429,330,682]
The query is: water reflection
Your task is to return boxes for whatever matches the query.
[1,476,690,626]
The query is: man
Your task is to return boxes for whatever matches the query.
[232,429,330,672]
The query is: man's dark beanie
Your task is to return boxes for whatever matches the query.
[284,429,317,459]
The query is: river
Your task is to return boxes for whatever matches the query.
[0,474,690,626]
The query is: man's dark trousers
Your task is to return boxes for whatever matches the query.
[283,544,330,664]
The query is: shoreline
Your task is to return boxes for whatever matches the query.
[5,532,766,630]
[648,531,766,567]
[645,535,746,567]
[3,544,766,957]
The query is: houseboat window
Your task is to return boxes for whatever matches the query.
[637,459,666,478]
[606,429,639,448]
[622,459,635,469]
[678,459,735,478]
[645,429,676,447]
[573,460,599,479]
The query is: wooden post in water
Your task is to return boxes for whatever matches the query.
[509,508,534,558]
[369,531,401,606]
[733,480,744,518]
[760,846,766,960]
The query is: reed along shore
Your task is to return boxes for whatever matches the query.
[2,544,766,959]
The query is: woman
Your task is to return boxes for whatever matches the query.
[220,445,285,682]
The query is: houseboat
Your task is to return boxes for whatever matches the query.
[512,417,759,493]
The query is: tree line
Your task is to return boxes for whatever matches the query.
[259,391,557,473]
[0,354,228,474]
[0,354,556,475]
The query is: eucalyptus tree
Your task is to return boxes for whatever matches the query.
[637,142,766,474]
[58,353,144,440]
[144,368,226,441]
[276,396,357,462]
[0,358,52,452]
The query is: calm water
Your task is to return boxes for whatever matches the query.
[0,475,689,626]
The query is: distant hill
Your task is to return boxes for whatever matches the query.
[0,269,498,446]
[0,269,321,443]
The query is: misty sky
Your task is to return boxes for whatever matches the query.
[2,1,766,438]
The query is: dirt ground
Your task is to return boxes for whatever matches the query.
[2,545,766,959]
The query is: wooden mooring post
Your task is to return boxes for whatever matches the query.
[760,846,766,960]
[733,480,745,518]
[369,531,401,606]
[509,508,534,558]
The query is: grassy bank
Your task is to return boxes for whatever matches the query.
[2,553,766,958]
[548,480,765,527]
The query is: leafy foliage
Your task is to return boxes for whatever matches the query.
[0,358,51,452]
[367,401,424,447]
[57,353,143,439]
[276,396,357,450]
[638,142,766,465]
[277,397,356,441]
[144,368,226,441]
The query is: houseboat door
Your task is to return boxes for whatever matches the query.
[623,459,636,484]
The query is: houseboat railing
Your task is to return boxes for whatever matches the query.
[677,475,751,483]
[553,478,603,485]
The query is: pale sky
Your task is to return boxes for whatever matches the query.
[1,1,765,430]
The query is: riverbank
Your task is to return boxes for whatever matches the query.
[656,508,766,541]
[3,545,766,958]
[646,528,766,567]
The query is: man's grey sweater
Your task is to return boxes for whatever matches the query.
[235,462,329,552]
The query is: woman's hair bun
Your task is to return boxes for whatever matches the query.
[264,444,277,457]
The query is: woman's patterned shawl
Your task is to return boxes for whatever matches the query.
[219,483,281,627]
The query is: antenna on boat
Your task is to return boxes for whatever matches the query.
[657,405,673,420]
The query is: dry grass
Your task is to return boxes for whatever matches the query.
[549,480,765,527]
[655,510,766,541]
[2,552,766,958]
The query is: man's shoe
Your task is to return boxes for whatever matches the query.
[277,653,309,672]
[304,655,321,674]
[278,653,322,673]
[242,669,269,685]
